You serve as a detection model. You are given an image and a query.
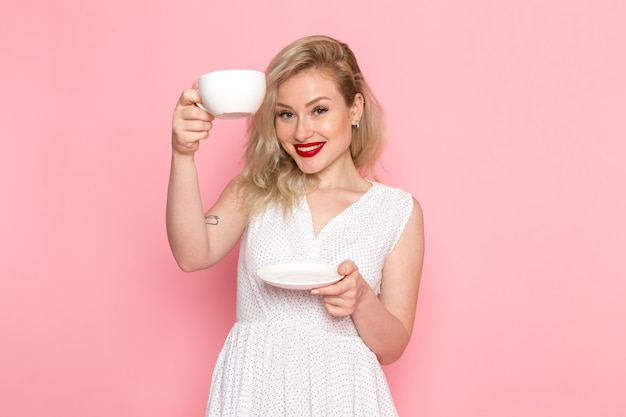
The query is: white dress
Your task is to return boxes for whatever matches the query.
[206,181,414,417]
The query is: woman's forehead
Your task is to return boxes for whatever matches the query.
[277,70,342,104]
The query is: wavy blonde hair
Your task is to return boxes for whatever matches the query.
[240,35,386,215]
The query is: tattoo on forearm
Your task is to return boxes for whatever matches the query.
[205,214,219,225]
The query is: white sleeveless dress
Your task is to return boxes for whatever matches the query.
[206,181,414,417]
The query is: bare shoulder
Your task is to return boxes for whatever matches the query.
[409,196,424,230]
[223,173,246,195]
[212,174,247,211]
[390,195,424,264]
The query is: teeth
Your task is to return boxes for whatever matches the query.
[297,144,322,152]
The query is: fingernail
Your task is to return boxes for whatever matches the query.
[311,289,320,295]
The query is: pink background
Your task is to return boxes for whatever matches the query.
[1,0,625,416]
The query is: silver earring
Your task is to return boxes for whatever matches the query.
[355,121,360,129]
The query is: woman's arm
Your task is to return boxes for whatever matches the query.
[313,198,424,364]
[166,84,247,272]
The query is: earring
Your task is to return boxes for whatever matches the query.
[355,121,360,129]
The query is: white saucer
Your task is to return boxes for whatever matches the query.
[256,262,343,290]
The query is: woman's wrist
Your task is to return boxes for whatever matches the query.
[171,148,197,162]
[352,281,377,317]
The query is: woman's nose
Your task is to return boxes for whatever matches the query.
[293,117,313,142]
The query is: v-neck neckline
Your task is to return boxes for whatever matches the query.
[302,181,377,239]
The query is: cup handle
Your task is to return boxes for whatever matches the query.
[195,102,211,113]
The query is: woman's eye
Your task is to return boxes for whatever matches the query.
[277,110,294,119]
[313,106,328,115]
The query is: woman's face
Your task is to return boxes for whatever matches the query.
[275,70,362,177]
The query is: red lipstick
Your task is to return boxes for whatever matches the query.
[294,142,324,158]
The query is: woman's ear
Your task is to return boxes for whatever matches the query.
[351,93,365,125]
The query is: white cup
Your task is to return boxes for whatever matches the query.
[197,69,266,119]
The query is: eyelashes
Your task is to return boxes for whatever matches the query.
[277,110,294,119]
[276,106,329,119]
[312,106,328,115]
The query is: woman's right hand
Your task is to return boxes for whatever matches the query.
[171,81,215,156]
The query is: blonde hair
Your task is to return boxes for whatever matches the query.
[241,35,386,215]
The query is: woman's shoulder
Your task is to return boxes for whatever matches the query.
[220,174,245,198]
[370,181,414,201]
[369,181,421,217]
[214,174,250,214]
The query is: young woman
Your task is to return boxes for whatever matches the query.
[167,35,424,416]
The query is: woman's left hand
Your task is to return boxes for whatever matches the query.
[312,260,372,317]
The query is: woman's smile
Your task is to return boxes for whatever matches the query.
[294,142,325,157]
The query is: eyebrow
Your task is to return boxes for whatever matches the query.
[276,96,331,109]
